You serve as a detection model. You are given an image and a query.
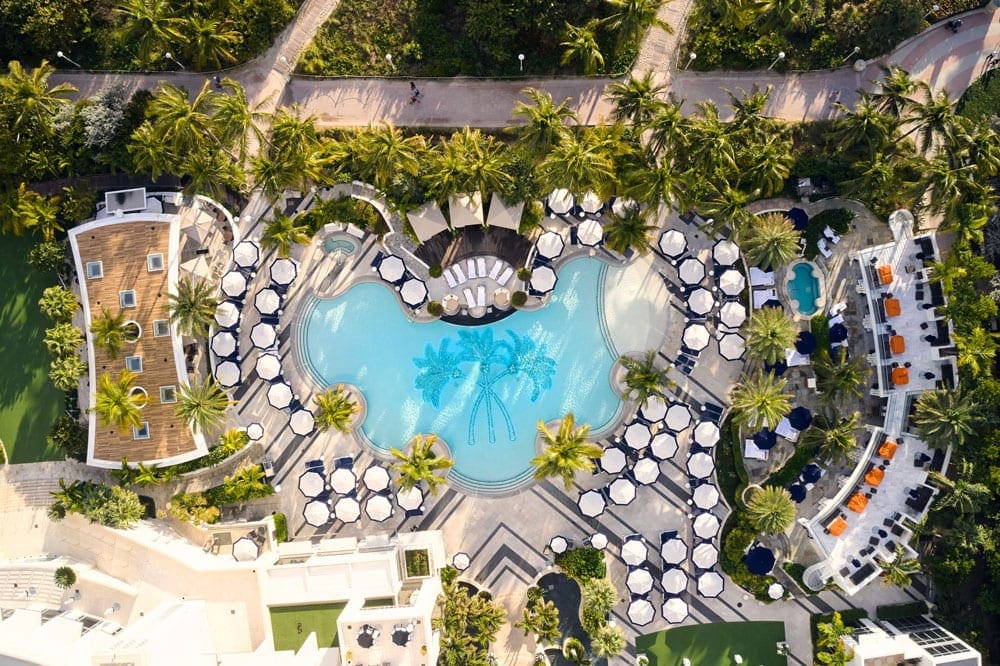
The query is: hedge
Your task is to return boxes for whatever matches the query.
[810,608,869,644]
[555,547,606,581]
[877,601,929,621]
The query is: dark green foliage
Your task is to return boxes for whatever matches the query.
[48,479,144,528]
[782,561,807,591]
[28,241,68,271]
[300,196,385,236]
[273,512,288,542]
[428,263,443,278]
[427,301,444,316]
[876,601,928,620]
[511,290,528,307]
[46,413,87,460]
[957,69,1000,121]
[720,510,778,599]
[810,608,868,644]
[53,566,76,589]
[810,312,831,355]
[764,442,817,489]
[555,547,606,581]
[716,416,748,507]
[404,548,431,576]
[172,429,251,474]
[803,208,853,259]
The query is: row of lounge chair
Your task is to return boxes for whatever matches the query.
[443,257,514,288]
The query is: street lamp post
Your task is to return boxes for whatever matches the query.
[385,53,394,72]
[924,3,940,17]
[279,55,293,74]
[683,52,696,70]
[518,53,525,72]
[164,52,185,70]
[56,51,81,68]
[767,51,785,70]
[841,46,861,63]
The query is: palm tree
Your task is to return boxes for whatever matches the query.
[877,545,920,588]
[390,434,454,495]
[829,95,897,156]
[89,308,127,357]
[260,210,311,258]
[111,458,137,486]
[313,385,359,433]
[145,81,217,155]
[180,145,244,199]
[515,597,561,646]
[168,277,218,338]
[426,128,513,200]
[813,347,868,407]
[872,66,918,119]
[44,323,85,358]
[93,370,144,433]
[352,124,426,190]
[622,151,684,209]
[562,637,591,666]
[54,566,76,589]
[603,207,657,254]
[618,350,672,405]
[745,485,796,534]
[175,377,230,434]
[0,60,76,134]
[531,414,603,490]
[537,131,617,199]
[904,87,955,154]
[698,182,754,236]
[815,612,854,665]
[743,135,793,197]
[49,355,87,392]
[180,16,239,70]
[39,285,78,322]
[128,122,173,178]
[929,472,992,515]
[605,71,666,125]
[604,0,672,46]
[508,88,577,158]
[740,212,801,270]
[913,388,980,451]
[222,463,274,503]
[210,78,267,163]
[114,0,185,64]
[4,185,62,241]
[133,461,171,487]
[729,371,792,431]
[743,306,797,365]
[953,327,998,378]
[646,98,689,156]
[802,412,861,464]
[560,22,605,75]
[591,624,626,659]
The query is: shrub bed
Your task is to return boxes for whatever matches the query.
[877,601,929,620]
[555,547,607,581]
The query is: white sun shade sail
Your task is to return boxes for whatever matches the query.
[254,288,281,315]
[683,323,710,351]
[536,231,565,259]
[623,422,653,450]
[363,466,391,493]
[662,597,689,623]
[678,257,705,285]
[255,353,282,381]
[658,229,688,258]
[697,571,724,597]
[221,271,247,298]
[661,537,686,565]
[547,188,573,215]
[621,539,647,567]
[693,484,720,510]
[577,218,603,246]
[639,396,667,422]
[396,486,423,511]
[214,301,239,328]
[578,489,606,518]
[214,360,241,388]
[401,279,428,306]
[720,300,747,328]
[452,552,471,571]
[633,457,660,485]
[298,470,325,497]
[270,258,298,286]
[250,322,277,349]
[627,599,655,626]
[334,496,361,523]
[233,240,260,268]
[692,542,719,569]
[719,269,746,296]
[549,536,568,554]
[290,409,315,436]
[330,468,356,495]
[694,421,721,447]
[365,494,393,522]
[449,192,485,228]
[687,452,715,478]
[303,499,330,526]
[609,478,637,505]
[600,447,627,474]
[627,568,655,595]
[719,333,746,361]
[267,382,293,409]
[768,583,785,600]
[650,432,678,460]
[232,536,260,562]
[182,255,211,280]
[378,255,406,283]
[713,239,740,266]
[486,193,523,231]
[612,197,638,218]
[693,512,721,539]
[408,200,450,242]
[661,568,688,594]
[530,266,557,293]
[578,190,603,214]
[687,287,715,315]
[245,422,264,441]
[666,404,692,432]
[211,331,237,358]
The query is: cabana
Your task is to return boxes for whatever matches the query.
[407,200,450,242]
[485,193,523,231]
[449,192,485,228]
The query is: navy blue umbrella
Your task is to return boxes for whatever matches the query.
[829,323,849,343]
[795,331,817,355]
[764,359,788,376]
[789,484,807,503]
[745,546,776,575]
[753,428,777,450]
[786,208,809,231]
[802,463,822,483]
[788,406,813,431]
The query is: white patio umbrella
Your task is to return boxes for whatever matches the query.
[621,539,647,567]
[530,266,557,293]
[452,552,471,571]
[661,537,686,565]
[658,229,687,258]
[719,333,746,361]
[536,231,565,259]
[719,269,746,296]
[442,293,461,315]
[232,536,260,562]
[612,197,638,217]
[687,287,715,315]
[767,583,785,600]
[233,240,260,268]
[577,218,603,246]
[578,489,606,518]
[713,239,740,266]
[215,360,241,388]
[377,255,406,283]
[623,422,653,450]
[303,499,330,527]
[298,470,325,497]
[255,353,282,381]
[215,301,239,328]
[547,188,574,215]
[693,512,721,539]
[334,496,361,523]
[694,421,721,447]
[687,452,715,479]
[290,409,315,436]
[401,279,428,306]
[633,457,660,486]
[692,542,720,569]
[609,478,637,505]
[211,331,237,358]
[600,447,627,474]
[650,432,678,460]
[254,288,281,315]
[627,599,655,626]
[693,484,720,510]
[697,571,724,598]
[245,423,264,441]
[270,258,298,286]
[683,323,710,351]
[331,467,357,495]
[221,271,247,299]
[661,568,688,595]
[365,494,393,522]
[250,322,277,349]
[549,536,568,554]
[678,257,706,286]
[267,382,293,409]
[396,486,423,511]
[666,404,692,432]
[662,597,689,623]
[639,396,667,422]
[363,466,391,493]
[579,190,603,214]
[627,568,654,595]
[590,533,609,550]
[720,301,747,328]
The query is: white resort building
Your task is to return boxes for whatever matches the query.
[845,615,981,666]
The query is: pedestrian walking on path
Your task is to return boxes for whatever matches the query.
[409,82,421,104]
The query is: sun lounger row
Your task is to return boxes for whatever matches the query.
[444,258,514,288]
[461,285,488,309]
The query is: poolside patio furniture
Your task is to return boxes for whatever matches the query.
[270,258,298,286]
[693,484,720,510]
[211,331,238,358]
[744,439,768,460]
[693,421,720,447]
[658,229,688,258]
[885,297,901,317]
[719,269,745,296]
[255,353,282,382]
[214,360,241,388]
[712,239,740,266]
[600,447,627,474]
[497,266,514,285]
[892,367,910,386]
[802,463,823,483]
[536,231,565,260]
[691,542,719,569]
[547,188,574,215]
[298,469,326,497]
[818,238,833,258]
[377,255,406,283]
[609,478,637,505]
[829,322,849,343]
[789,484,807,503]
[665,403,692,432]
[334,496,361,523]
[250,322,278,349]
[246,422,264,441]
[623,422,653,451]
[693,512,721,539]
[660,535,686,566]
[356,624,379,648]
[828,516,848,536]
[683,323,710,352]
[678,257,706,286]
[753,288,779,309]
[476,284,486,307]
[289,409,315,436]
[768,583,785,600]
[719,333,746,361]
[363,466,391,493]
[622,536,647,567]
[687,452,715,479]
[626,567,655,595]
[577,218,603,246]
[639,396,667,422]
[407,200,451,242]
[396,486,424,511]
[697,571,724,598]
[753,428,777,451]
[719,300,747,329]
[787,406,813,431]
[331,467,357,495]
[590,533,609,550]
[530,265,557,294]
[463,287,476,309]
[485,193,523,232]
[221,270,248,299]
[452,552,471,571]
[233,239,260,268]
[889,335,905,355]
[365,494,393,522]
[865,467,885,486]
[847,492,869,513]
[662,597,690,623]
[401,278,428,307]
[627,598,655,626]
[879,440,899,459]
[214,300,240,329]
[661,567,688,594]
[266,382,294,409]
[649,432,679,461]
[633,457,660,486]
[877,265,893,285]
[686,288,715,315]
[303,499,331,527]
[453,263,467,284]
[442,293,461,314]
[749,267,775,286]
[578,190,603,215]
[232,535,260,562]
[745,545,776,574]
[578,489,606,518]
[549,536,569,554]
[254,288,282,316]
[795,331,817,356]
[392,625,414,647]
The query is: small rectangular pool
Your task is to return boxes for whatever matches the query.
[787,262,821,316]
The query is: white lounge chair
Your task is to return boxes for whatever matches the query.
[775,418,799,442]
[744,440,768,461]
[830,301,847,316]
[453,264,467,284]
[346,224,365,239]
[476,284,486,307]
[497,267,513,286]
[828,314,845,326]
[477,257,487,277]
[823,226,841,244]
[488,259,503,281]
[467,258,477,279]
[749,267,775,287]
[752,288,778,309]
[463,287,476,309]
[818,238,833,258]
[444,269,457,289]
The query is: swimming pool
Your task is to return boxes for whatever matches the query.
[298,258,622,494]
[786,261,822,317]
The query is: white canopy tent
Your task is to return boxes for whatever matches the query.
[683,323,710,351]
[254,288,281,315]
[693,484,720,510]
[211,331,237,358]
[612,197,638,217]
[577,218,604,246]
[719,269,746,296]
[214,301,239,328]
[363,466,391,493]
[665,404,692,432]
[661,568,688,595]
[713,239,740,266]
[267,382,293,409]
[678,257,706,286]
[303,500,330,527]
[289,409,315,436]
[720,300,747,328]
[578,489,606,518]
[719,333,746,361]
[449,192,485,228]
[396,486,424,511]
[609,478,637,505]
[486,193,523,231]
[233,240,260,268]
[578,190,603,214]
[270,258,298,286]
[334,496,361,523]
[221,271,247,299]
[694,421,721,447]
[377,255,406,283]
[623,422,653,450]
[250,322,277,349]
[660,537,686,565]
[621,538,647,567]
[547,188,574,215]
[214,360,241,388]
[626,568,655,595]
[365,494,393,522]
[633,457,660,485]
[639,396,667,422]
[687,452,715,478]
[407,200,450,242]
[627,599,655,626]
[650,432,678,460]
[536,231,565,259]
[600,447,627,474]
[693,512,721,539]
[697,571,724,598]
[255,353,281,381]
[298,470,325,497]
[331,467,357,495]
[401,279,428,306]
[662,597,689,623]
[692,542,719,569]
[687,288,715,316]
[658,229,687,258]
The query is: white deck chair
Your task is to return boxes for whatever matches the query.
[775,418,799,442]
[749,267,775,286]
[444,268,457,289]
[453,264,467,284]
[497,267,514,286]
[476,284,486,307]
[488,260,503,280]
[752,288,778,309]
[477,257,487,277]
[818,238,833,258]
[467,258,477,279]
[463,287,476,309]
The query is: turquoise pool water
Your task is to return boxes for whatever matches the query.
[788,262,820,316]
[299,258,621,493]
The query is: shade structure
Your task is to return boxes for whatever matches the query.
[530,265,557,293]
[289,409,315,436]
[787,406,813,431]
[493,288,511,309]
[590,533,609,550]
[627,598,655,626]
[661,536,686,565]
[768,583,785,600]
[377,255,406,283]
[802,463,823,484]
[334,496,361,523]
[713,239,740,266]
[753,428,777,450]
[549,536,568,554]
[694,421,721,447]
[442,293,461,314]
[697,571,724,598]
[687,452,715,479]
[215,301,239,328]
[365,494,393,522]
[692,542,719,569]
[720,301,747,328]
[719,333,746,361]
[270,258,298,286]
[678,257,706,286]
[215,360,241,388]
[221,271,247,298]
[452,552,471,571]
[211,331,237,358]
[719,269,746,296]
[547,188,574,215]
[658,229,687,258]
[693,484,720,510]
[184,255,212,280]
[267,382,293,409]
[662,597,690,623]
[577,218,604,246]
[232,536,260,562]
[683,323,710,351]
[303,499,330,526]
[233,240,260,268]
[600,447,627,474]
[623,421,653,450]
[392,627,413,647]
[250,322,277,349]
[609,478,637,505]
[298,470,325,497]
[693,512,721,539]
[401,279,428,306]
[830,322,849,343]
[633,457,660,485]
[621,538,647,566]
[745,546,776,575]
[254,288,282,315]
[255,353,282,381]
[661,567,688,594]
[246,422,264,441]
[639,396,667,422]
[486,193,523,231]
[536,231,565,259]
[795,331,817,355]
[666,403,692,432]
[687,288,715,316]
[331,467,357,495]
[408,200,450,241]
[363,466,391,493]
[396,486,423,511]
[579,190,603,214]
[789,483,807,502]
[578,489,606,518]
[612,197,639,217]
[650,432,678,460]
[626,568,655,595]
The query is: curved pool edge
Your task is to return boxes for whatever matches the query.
[783,259,826,320]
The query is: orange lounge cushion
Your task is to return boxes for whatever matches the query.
[885,298,901,317]
[892,367,909,386]
[829,516,848,536]
[878,265,893,285]
[865,468,885,487]
[847,493,869,513]
[878,441,898,459]
[890,335,905,354]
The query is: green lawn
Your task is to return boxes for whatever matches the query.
[269,603,347,652]
[0,235,63,463]
[637,621,788,666]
